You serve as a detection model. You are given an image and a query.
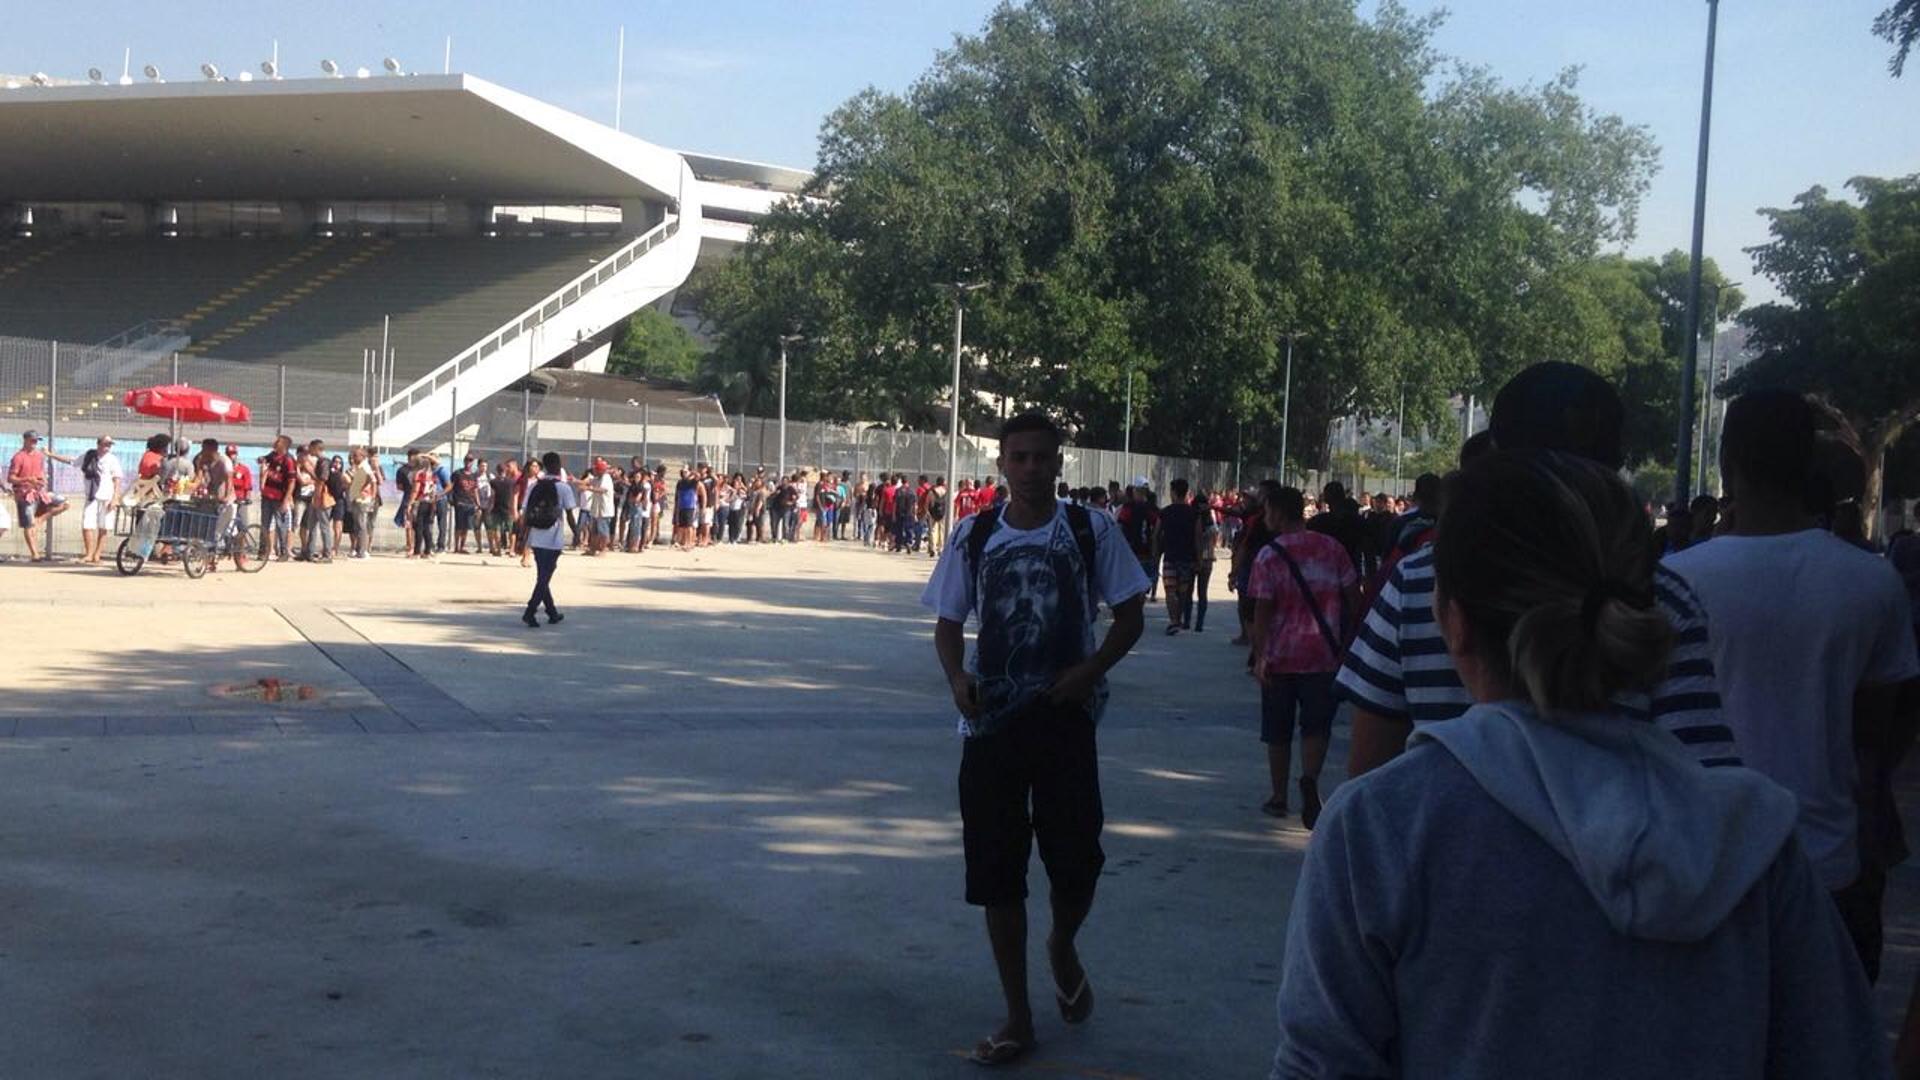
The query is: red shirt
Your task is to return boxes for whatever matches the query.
[230,461,254,501]
[1248,530,1358,674]
[138,449,164,480]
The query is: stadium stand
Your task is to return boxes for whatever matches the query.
[0,234,625,383]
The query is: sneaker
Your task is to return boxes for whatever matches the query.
[1261,797,1288,818]
[546,611,564,625]
[1164,624,1180,636]
[521,613,540,628]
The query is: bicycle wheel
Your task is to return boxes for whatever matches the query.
[182,541,208,579]
[236,525,266,573]
[114,538,146,576]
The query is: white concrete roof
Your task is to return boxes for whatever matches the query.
[0,74,692,204]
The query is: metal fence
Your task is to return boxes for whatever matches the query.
[1,332,1276,557]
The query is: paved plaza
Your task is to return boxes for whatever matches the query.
[0,542,1915,1077]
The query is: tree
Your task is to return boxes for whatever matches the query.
[697,0,1656,469]
[1728,175,1920,537]
[1876,0,1920,76]
[606,307,704,384]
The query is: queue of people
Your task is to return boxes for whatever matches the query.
[917,368,1908,1075]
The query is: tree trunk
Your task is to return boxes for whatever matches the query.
[1865,433,1889,542]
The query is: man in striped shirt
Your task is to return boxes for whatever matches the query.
[1336,363,1739,775]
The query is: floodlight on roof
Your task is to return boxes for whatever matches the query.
[87,67,105,84]
[382,56,401,74]
[355,66,371,79]
[260,59,279,79]
[29,72,51,86]
[200,62,221,81]
[142,63,162,81]
[117,74,132,85]
[3,80,19,90]
[237,70,253,82]
[320,58,340,77]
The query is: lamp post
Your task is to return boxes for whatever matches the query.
[1123,368,1134,482]
[1673,0,1722,508]
[1694,279,1739,496]
[776,332,805,480]
[941,282,987,522]
[1279,332,1296,484]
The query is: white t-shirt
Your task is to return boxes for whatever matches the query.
[590,473,615,518]
[922,503,1151,736]
[89,453,123,503]
[523,478,579,551]
[1667,529,1920,888]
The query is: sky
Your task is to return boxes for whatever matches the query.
[6,0,1916,306]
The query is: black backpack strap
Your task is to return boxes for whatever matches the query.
[964,507,1002,608]
[1265,538,1343,658]
[1064,503,1099,606]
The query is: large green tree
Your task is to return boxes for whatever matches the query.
[1728,175,1920,536]
[697,0,1657,471]
[607,307,705,384]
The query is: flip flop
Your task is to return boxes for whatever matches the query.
[1056,973,1094,1024]
[969,1035,1036,1067]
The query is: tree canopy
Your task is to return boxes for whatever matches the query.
[607,307,705,385]
[1877,0,1920,76]
[696,0,1660,470]
[1728,175,1920,535]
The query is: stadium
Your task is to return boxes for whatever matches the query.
[0,67,809,463]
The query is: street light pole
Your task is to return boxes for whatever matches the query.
[1674,0,1722,508]
[777,333,804,480]
[1694,283,1726,497]
[1123,368,1134,482]
[1280,333,1295,484]
[942,282,986,522]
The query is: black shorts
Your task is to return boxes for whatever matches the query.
[1260,671,1337,745]
[958,702,1105,907]
[675,507,695,528]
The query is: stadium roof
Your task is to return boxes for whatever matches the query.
[0,74,699,204]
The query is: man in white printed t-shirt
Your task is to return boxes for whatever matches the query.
[923,411,1149,1067]
[520,451,579,628]
[1668,389,1919,985]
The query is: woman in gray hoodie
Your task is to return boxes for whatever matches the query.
[1272,450,1883,1078]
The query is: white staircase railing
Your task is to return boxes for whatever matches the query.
[369,215,685,445]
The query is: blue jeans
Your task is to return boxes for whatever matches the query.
[265,500,293,557]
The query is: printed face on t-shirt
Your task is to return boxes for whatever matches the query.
[989,554,1061,655]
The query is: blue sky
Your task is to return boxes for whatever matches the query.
[7,1,1916,305]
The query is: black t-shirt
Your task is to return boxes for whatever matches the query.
[450,468,477,507]
[1118,503,1159,557]
[1159,502,1200,563]
[490,475,514,510]
[1307,502,1365,570]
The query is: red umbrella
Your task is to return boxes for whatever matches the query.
[123,384,253,425]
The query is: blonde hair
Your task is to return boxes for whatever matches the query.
[1433,451,1671,715]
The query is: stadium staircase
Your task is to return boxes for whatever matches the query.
[367,211,699,447]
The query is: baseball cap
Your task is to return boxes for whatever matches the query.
[225,443,239,455]
[98,434,115,446]
[21,429,39,440]
[1132,475,1149,486]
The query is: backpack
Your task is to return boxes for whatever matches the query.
[524,478,561,529]
[965,504,1100,612]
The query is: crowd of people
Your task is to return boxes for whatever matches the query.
[921,366,1913,1076]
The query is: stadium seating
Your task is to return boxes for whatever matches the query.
[0,234,626,384]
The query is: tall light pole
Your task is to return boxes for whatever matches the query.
[1122,368,1134,481]
[1394,387,1406,494]
[1694,280,1736,496]
[777,332,805,479]
[1280,332,1296,483]
[942,282,987,521]
[1673,0,1722,508]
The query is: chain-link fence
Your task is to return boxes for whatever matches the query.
[1,333,1285,557]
